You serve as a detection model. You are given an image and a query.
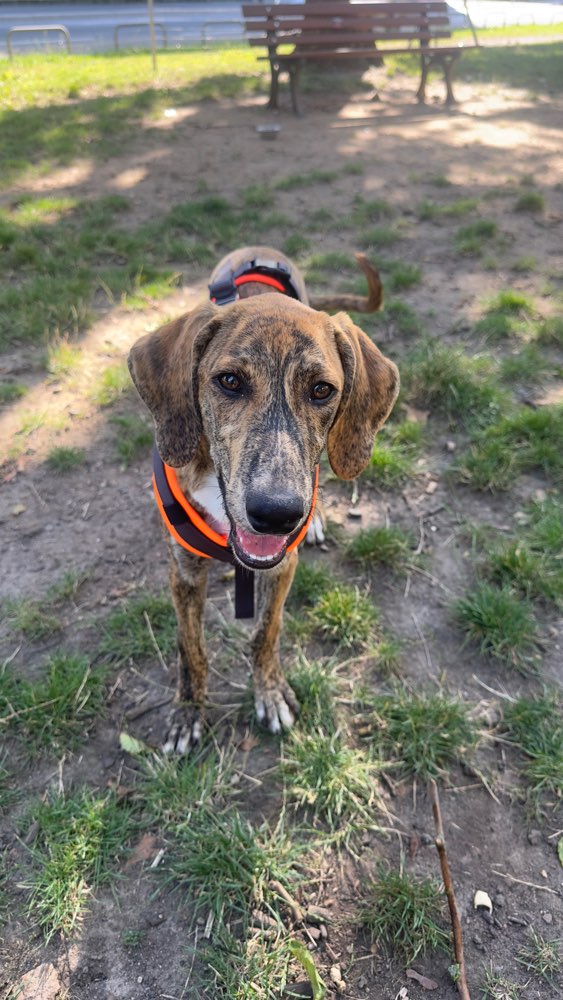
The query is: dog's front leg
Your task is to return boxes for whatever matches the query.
[163,543,209,754]
[251,549,300,734]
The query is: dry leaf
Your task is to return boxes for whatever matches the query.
[126,833,159,868]
[11,503,26,516]
[239,732,260,752]
[406,969,438,990]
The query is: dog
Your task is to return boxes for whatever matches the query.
[128,247,399,753]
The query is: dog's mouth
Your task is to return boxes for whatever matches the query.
[230,525,290,570]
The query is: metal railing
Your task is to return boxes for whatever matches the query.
[201,20,244,47]
[7,24,71,59]
[114,21,168,51]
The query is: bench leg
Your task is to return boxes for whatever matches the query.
[443,53,460,105]
[417,53,429,104]
[268,59,280,110]
[289,62,303,117]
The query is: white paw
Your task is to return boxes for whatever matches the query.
[162,709,202,755]
[305,512,325,546]
[255,683,299,734]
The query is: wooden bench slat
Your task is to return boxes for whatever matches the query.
[243,2,449,15]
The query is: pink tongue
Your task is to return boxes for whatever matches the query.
[236,528,288,559]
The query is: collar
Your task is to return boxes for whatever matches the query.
[209,256,301,306]
[152,447,319,618]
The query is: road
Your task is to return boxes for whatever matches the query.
[1,1,562,55]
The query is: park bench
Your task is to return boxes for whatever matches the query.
[242,1,479,115]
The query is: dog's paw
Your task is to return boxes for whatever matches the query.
[305,511,325,546]
[162,705,203,755]
[255,680,299,735]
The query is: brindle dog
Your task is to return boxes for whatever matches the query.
[128,247,399,753]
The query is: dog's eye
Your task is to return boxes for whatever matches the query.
[310,382,334,402]
[217,373,243,394]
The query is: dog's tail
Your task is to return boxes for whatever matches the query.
[308,253,383,314]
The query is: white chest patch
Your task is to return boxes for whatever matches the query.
[191,474,229,535]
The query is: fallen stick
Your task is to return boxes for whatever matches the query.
[428,778,471,1000]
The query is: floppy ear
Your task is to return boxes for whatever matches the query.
[327,312,399,480]
[128,301,220,467]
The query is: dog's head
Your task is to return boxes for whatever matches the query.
[128,295,399,569]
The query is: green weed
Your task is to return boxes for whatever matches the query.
[91,361,132,407]
[359,865,449,964]
[511,255,537,273]
[364,689,476,779]
[287,655,339,733]
[25,788,133,940]
[517,928,561,982]
[455,219,497,255]
[141,745,234,829]
[282,729,384,831]
[499,343,550,385]
[109,413,153,466]
[363,419,423,487]
[484,497,563,604]
[0,381,27,404]
[514,190,545,213]
[309,585,378,648]
[503,694,563,803]
[360,226,399,250]
[5,598,60,640]
[0,653,106,754]
[201,929,296,999]
[402,339,504,427]
[385,261,422,292]
[289,560,332,607]
[352,196,395,225]
[100,591,176,662]
[282,233,311,257]
[122,928,145,948]
[347,525,417,574]
[274,169,338,190]
[455,405,563,491]
[536,316,563,346]
[46,445,86,472]
[455,583,540,671]
[46,337,82,379]
[481,968,521,999]
[370,298,422,338]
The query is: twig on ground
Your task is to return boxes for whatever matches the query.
[471,674,516,702]
[143,610,169,674]
[491,870,558,894]
[0,696,62,724]
[428,778,471,1000]
[269,879,304,924]
[411,613,433,673]
[126,696,173,721]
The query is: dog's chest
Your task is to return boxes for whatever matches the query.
[191,474,229,535]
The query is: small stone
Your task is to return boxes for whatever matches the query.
[493,893,505,908]
[137,976,143,984]
[445,440,456,453]
[347,508,363,519]
[306,926,321,940]
[472,934,485,951]
[542,911,553,925]
[420,833,433,846]
[528,829,542,846]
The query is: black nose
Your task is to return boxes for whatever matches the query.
[246,490,304,534]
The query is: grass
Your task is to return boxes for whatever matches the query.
[536,315,563,346]
[484,496,563,605]
[359,865,449,964]
[455,219,498,255]
[46,445,86,472]
[362,689,476,779]
[0,653,106,754]
[369,297,422,338]
[289,560,333,608]
[200,929,297,1000]
[46,336,82,379]
[25,787,134,940]
[402,339,504,428]
[4,597,60,640]
[91,361,132,407]
[99,591,177,663]
[162,808,302,934]
[455,405,563,491]
[481,968,521,999]
[385,261,422,292]
[309,584,378,648]
[286,655,339,733]
[282,729,384,831]
[503,694,563,804]
[346,524,417,573]
[360,226,400,250]
[0,381,27,404]
[362,419,424,487]
[141,744,235,828]
[109,413,153,466]
[499,343,550,386]
[514,190,545,213]
[352,196,396,225]
[455,583,540,671]
[517,928,561,982]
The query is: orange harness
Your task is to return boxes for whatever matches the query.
[152,260,317,618]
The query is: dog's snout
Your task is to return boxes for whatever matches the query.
[246,490,304,535]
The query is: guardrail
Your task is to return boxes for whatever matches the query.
[7,24,71,59]
[114,21,168,51]
[201,20,244,47]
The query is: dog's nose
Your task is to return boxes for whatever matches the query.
[246,490,304,535]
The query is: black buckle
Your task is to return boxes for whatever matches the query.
[209,275,238,306]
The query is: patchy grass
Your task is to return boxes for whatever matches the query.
[402,339,504,428]
[370,297,422,338]
[359,866,449,964]
[352,196,396,225]
[46,336,82,379]
[287,655,339,733]
[282,233,311,257]
[362,419,424,487]
[360,226,400,250]
[289,560,333,608]
[517,928,561,982]
[162,809,302,934]
[484,497,563,605]
[503,694,563,804]
[346,524,417,574]
[499,343,550,386]
[25,788,134,940]
[455,219,498,255]
[363,689,476,779]
[481,968,521,999]
[309,584,378,648]
[274,169,338,190]
[200,929,297,1000]
[282,729,384,831]
[4,598,60,641]
[109,413,153,466]
[141,745,234,828]
[455,405,563,491]
[455,583,540,671]
[46,445,86,472]
[100,591,176,662]
[91,362,133,407]
[385,261,422,292]
[0,381,27,404]
[536,315,563,346]
[0,653,106,754]
[514,190,545,213]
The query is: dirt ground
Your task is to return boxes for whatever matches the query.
[1,66,562,1000]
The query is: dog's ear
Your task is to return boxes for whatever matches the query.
[327,312,399,480]
[128,301,220,467]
